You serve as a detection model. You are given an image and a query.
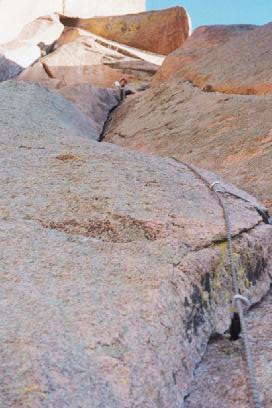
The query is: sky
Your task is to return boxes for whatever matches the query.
[147,0,272,28]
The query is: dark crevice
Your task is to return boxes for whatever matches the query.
[184,285,272,406]
[190,219,264,253]
[41,62,55,79]
[99,97,122,142]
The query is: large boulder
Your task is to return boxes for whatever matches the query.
[38,36,140,88]
[152,24,257,86]
[153,23,272,95]
[105,80,272,212]
[60,7,191,55]
[0,89,272,405]
[0,80,110,141]
[0,15,64,81]
[17,30,159,90]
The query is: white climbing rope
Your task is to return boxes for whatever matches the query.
[171,159,264,407]
[210,181,263,408]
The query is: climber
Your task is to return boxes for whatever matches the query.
[114,77,128,101]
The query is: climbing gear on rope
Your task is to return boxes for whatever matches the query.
[172,159,265,408]
[210,181,272,225]
[232,294,251,308]
[210,181,263,408]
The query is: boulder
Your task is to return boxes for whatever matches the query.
[17,30,158,89]
[60,7,191,55]
[152,24,257,85]
[0,80,107,141]
[0,85,272,405]
[0,15,64,81]
[39,36,139,88]
[105,80,272,212]
[153,23,272,95]
[59,83,120,135]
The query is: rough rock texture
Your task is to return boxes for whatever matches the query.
[60,7,190,55]
[38,35,141,88]
[104,59,159,76]
[1,102,272,406]
[153,23,272,95]
[0,15,64,81]
[152,24,257,86]
[0,80,105,141]
[184,288,272,407]
[59,83,120,135]
[105,80,272,212]
[17,29,159,90]
[0,55,24,81]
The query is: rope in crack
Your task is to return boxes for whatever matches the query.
[210,181,263,408]
[171,158,266,408]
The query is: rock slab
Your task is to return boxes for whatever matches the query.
[60,7,191,55]
[0,80,105,141]
[153,23,272,95]
[0,81,272,407]
[105,80,272,212]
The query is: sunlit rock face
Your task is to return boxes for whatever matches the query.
[0,0,146,43]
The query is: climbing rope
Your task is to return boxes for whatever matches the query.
[210,181,263,408]
[171,159,264,407]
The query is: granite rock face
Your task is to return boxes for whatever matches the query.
[32,35,147,88]
[60,7,191,55]
[0,80,108,141]
[105,80,272,212]
[59,83,120,135]
[1,80,272,407]
[152,24,257,86]
[153,23,272,95]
